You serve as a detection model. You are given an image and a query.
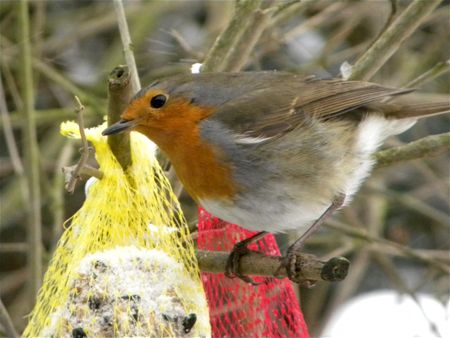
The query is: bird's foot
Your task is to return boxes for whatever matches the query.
[276,193,347,284]
[224,231,268,285]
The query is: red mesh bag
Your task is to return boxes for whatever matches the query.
[197,207,309,338]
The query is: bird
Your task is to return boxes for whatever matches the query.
[102,71,449,283]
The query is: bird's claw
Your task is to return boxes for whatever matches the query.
[225,242,261,285]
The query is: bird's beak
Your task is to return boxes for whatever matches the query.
[102,119,137,136]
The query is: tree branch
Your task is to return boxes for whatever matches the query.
[223,3,272,72]
[374,132,450,168]
[326,220,450,274]
[0,70,28,203]
[405,59,450,88]
[107,0,143,170]
[113,0,141,93]
[107,65,134,170]
[0,299,19,338]
[349,0,443,81]
[31,58,104,115]
[202,0,263,72]
[62,97,103,193]
[196,250,350,285]
[18,0,43,298]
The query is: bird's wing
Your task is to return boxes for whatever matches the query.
[211,78,412,141]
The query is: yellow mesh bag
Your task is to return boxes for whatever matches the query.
[23,122,211,337]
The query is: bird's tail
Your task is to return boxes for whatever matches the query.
[375,100,450,119]
[365,98,449,137]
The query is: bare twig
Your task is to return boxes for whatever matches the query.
[107,0,146,171]
[113,0,141,93]
[76,97,89,162]
[107,65,134,170]
[0,73,24,176]
[103,1,175,74]
[349,0,443,81]
[223,2,272,72]
[31,0,46,93]
[369,185,450,228]
[0,72,29,215]
[44,7,139,54]
[18,0,42,298]
[397,249,450,264]
[31,58,104,114]
[270,0,302,17]
[0,242,27,253]
[51,141,74,246]
[63,96,103,193]
[271,0,310,23]
[260,1,347,66]
[169,29,203,59]
[202,0,262,72]
[367,0,398,50]
[405,59,450,88]
[284,2,346,42]
[322,190,386,328]
[326,220,450,274]
[167,166,184,198]
[196,250,350,285]
[0,298,19,338]
[321,16,361,59]
[58,2,141,179]
[63,164,103,183]
[1,34,103,113]
[374,132,450,168]
[0,108,77,128]
[0,57,23,113]
[2,4,141,56]
[372,253,443,337]
[0,269,28,297]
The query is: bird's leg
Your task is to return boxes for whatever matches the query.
[225,231,268,285]
[283,193,346,282]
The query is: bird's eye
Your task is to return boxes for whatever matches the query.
[150,94,167,108]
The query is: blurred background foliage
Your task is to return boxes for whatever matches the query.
[0,0,449,336]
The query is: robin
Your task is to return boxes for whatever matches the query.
[103,72,449,284]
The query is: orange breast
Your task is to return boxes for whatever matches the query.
[136,100,238,201]
[165,129,238,201]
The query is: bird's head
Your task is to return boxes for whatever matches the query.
[102,75,215,142]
